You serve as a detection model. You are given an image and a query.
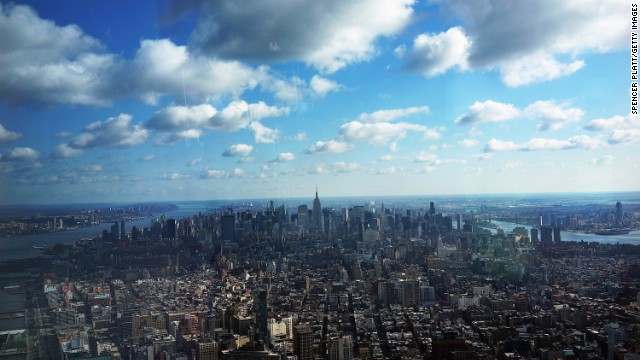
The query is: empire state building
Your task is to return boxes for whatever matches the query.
[312,187,324,233]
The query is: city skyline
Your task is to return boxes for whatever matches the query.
[0,1,638,205]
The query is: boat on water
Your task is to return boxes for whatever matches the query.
[594,228,630,235]
[32,245,47,249]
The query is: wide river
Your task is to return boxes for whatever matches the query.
[483,220,640,245]
[0,202,208,262]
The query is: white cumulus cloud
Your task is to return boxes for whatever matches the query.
[272,152,296,163]
[127,39,276,105]
[211,100,289,132]
[70,114,148,149]
[249,122,280,144]
[1,146,39,161]
[223,144,254,157]
[523,100,584,131]
[305,140,355,154]
[0,123,22,142]
[175,0,415,73]
[584,114,640,131]
[146,104,217,132]
[400,0,627,86]
[51,143,83,159]
[397,27,471,76]
[455,100,519,125]
[340,121,440,145]
[485,135,604,152]
[0,5,306,107]
[0,3,119,106]
[500,52,584,87]
[310,75,342,97]
[146,101,288,145]
[414,152,465,166]
[581,114,640,145]
[608,129,640,144]
[356,106,430,123]
[161,172,190,180]
[201,169,227,179]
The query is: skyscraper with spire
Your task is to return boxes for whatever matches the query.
[312,187,324,233]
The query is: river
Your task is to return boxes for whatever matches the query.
[482,220,640,245]
[0,202,212,262]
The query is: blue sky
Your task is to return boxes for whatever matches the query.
[0,0,638,204]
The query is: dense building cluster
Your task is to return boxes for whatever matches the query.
[2,193,640,360]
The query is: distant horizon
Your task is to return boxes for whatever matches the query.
[2,189,639,208]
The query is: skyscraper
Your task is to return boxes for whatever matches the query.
[352,206,365,225]
[297,205,309,228]
[293,324,313,360]
[570,215,579,230]
[328,335,354,360]
[120,220,125,240]
[540,226,553,246]
[256,288,268,345]
[221,214,235,241]
[606,322,625,360]
[379,202,387,230]
[166,219,177,239]
[615,201,623,222]
[111,221,119,240]
[312,187,324,233]
[553,227,561,243]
